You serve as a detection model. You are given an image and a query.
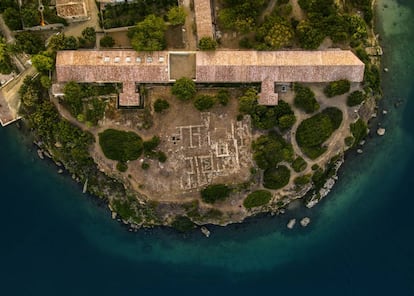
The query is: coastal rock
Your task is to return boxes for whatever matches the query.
[37,149,44,159]
[357,149,363,154]
[382,110,388,115]
[377,128,386,136]
[111,212,117,219]
[300,217,311,227]
[384,67,389,72]
[201,226,210,237]
[58,169,63,174]
[287,219,296,229]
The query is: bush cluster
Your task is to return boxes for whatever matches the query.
[200,184,231,204]
[293,84,320,113]
[243,190,272,209]
[296,107,343,159]
[324,79,351,98]
[263,165,291,190]
[99,129,143,162]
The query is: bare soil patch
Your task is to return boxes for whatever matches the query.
[169,53,196,80]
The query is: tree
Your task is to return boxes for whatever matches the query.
[296,20,325,49]
[198,37,217,50]
[194,95,215,111]
[31,53,54,73]
[100,35,115,48]
[294,84,320,113]
[324,79,351,97]
[263,165,291,190]
[238,88,258,114]
[200,184,231,204]
[171,77,196,101]
[63,81,83,116]
[81,27,96,48]
[167,6,186,26]
[347,90,365,107]
[40,75,52,89]
[278,114,296,130]
[0,38,13,74]
[64,36,79,50]
[252,132,293,170]
[216,89,230,106]
[15,32,45,54]
[129,14,166,52]
[256,16,294,49]
[153,98,170,113]
[21,8,41,28]
[3,7,22,31]
[99,129,144,162]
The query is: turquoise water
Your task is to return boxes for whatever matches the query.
[1,0,414,294]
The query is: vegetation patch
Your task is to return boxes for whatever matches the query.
[263,165,291,190]
[296,107,343,159]
[171,77,196,101]
[128,15,167,51]
[239,89,296,130]
[99,129,143,162]
[194,95,215,111]
[252,132,293,170]
[292,157,307,173]
[243,190,272,209]
[153,98,170,113]
[324,79,351,98]
[347,90,365,107]
[293,84,320,114]
[350,119,368,147]
[171,216,196,232]
[198,37,217,50]
[201,184,231,204]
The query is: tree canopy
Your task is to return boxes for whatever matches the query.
[167,6,186,26]
[128,14,167,51]
[171,77,196,101]
[99,129,144,162]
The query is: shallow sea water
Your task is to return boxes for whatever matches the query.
[0,0,413,294]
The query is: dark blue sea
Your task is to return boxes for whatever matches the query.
[1,1,413,295]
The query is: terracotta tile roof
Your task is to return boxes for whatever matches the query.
[194,0,214,40]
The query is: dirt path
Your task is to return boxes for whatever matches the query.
[181,0,197,50]
[290,0,305,21]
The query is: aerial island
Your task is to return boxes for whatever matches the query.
[0,0,382,231]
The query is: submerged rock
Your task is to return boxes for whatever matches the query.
[377,128,386,136]
[300,217,311,227]
[287,219,296,229]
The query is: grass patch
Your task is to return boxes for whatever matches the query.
[243,190,272,209]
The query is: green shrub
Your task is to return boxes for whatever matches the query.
[143,136,160,154]
[294,175,311,187]
[141,162,150,170]
[324,79,351,97]
[296,107,342,159]
[263,165,291,190]
[172,77,196,101]
[216,89,230,106]
[293,84,320,113]
[194,95,215,111]
[198,37,217,50]
[167,6,186,26]
[243,190,272,209]
[153,98,170,113]
[100,35,115,48]
[347,90,365,107]
[116,162,128,172]
[252,132,294,169]
[345,136,354,147]
[350,119,368,147]
[171,216,196,232]
[292,157,307,172]
[157,151,167,163]
[99,129,143,162]
[201,184,231,204]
